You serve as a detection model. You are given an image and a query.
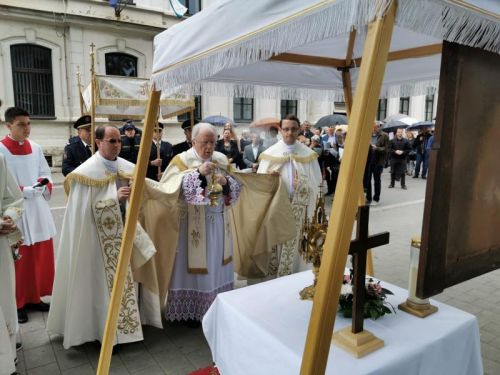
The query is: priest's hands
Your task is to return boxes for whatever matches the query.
[117,186,131,202]
[0,216,17,235]
[215,174,227,186]
[22,186,45,199]
[198,161,217,176]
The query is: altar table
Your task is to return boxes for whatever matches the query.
[202,272,482,374]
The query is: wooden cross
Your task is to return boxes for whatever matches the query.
[349,205,390,333]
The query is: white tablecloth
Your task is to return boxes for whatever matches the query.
[203,272,482,375]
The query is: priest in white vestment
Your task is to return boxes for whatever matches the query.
[0,153,24,374]
[47,126,158,349]
[258,114,322,276]
[0,107,56,324]
[143,123,241,324]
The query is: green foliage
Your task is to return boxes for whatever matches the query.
[338,277,395,320]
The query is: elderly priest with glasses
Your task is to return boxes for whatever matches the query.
[47,125,159,349]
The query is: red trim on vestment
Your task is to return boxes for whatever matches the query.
[37,177,53,195]
[15,238,54,308]
[1,136,32,155]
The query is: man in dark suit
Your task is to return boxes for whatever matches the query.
[147,122,173,181]
[243,132,265,172]
[62,115,93,176]
[364,122,390,204]
[173,119,199,157]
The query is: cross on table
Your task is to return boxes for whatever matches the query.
[348,205,390,334]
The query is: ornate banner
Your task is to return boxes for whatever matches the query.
[83,75,194,119]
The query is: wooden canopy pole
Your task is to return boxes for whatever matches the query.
[300,2,396,374]
[89,43,96,154]
[96,89,161,375]
[340,29,375,277]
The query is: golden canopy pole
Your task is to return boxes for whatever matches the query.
[340,29,375,277]
[300,2,397,374]
[90,43,97,154]
[190,108,195,127]
[96,89,162,375]
[76,65,84,116]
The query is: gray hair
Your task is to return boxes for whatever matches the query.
[192,122,217,140]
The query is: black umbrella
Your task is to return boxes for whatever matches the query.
[381,120,409,133]
[314,114,348,129]
[407,121,434,131]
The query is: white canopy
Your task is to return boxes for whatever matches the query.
[151,0,499,100]
[83,75,194,119]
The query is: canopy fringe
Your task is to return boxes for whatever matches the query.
[152,0,391,92]
[152,0,498,96]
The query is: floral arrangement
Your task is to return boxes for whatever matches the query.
[338,270,395,320]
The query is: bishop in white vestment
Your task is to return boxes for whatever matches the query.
[0,107,56,320]
[47,126,158,349]
[258,115,322,276]
[0,153,23,374]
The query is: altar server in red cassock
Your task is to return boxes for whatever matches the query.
[0,107,56,324]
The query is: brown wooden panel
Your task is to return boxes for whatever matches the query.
[417,41,500,298]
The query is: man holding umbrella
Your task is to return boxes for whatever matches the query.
[413,126,432,179]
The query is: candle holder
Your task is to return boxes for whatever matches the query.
[398,236,438,318]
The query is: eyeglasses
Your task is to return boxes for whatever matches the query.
[281,127,298,133]
[103,139,122,144]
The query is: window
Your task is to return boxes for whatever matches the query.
[233,98,253,122]
[105,53,137,77]
[334,101,346,112]
[399,97,410,115]
[280,100,298,119]
[377,99,387,121]
[425,95,434,121]
[179,0,201,15]
[10,44,55,118]
[179,96,202,122]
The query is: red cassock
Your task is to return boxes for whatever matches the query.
[0,136,57,308]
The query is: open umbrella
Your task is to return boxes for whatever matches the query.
[407,121,434,131]
[383,114,418,125]
[202,115,235,127]
[381,120,409,133]
[314,114,348,129]
[249,117,280,130]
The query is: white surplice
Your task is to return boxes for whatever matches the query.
[0,139,56,246]
[47,153,158,349]
[0,154,23,374]
[258,140,322,276]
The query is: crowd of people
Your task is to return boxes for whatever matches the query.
[0,104,434,373]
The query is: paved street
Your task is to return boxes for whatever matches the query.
[14,171,500,374]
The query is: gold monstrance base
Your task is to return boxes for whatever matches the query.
[299,265,319,300]
[398,299,438,318]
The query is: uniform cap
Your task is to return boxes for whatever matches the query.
[73,115,91,129]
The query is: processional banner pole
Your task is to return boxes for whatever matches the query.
[90,43,97,154]
[96,89,162,375]
[300,2,397,374]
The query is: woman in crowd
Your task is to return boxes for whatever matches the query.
[216,128,240,166]
[405,129,416,176]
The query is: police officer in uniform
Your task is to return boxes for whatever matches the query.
[119,121,141,164]
[62,115,93,176]
[172,119,199,157]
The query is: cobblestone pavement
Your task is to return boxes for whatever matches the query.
[14,172,500,374]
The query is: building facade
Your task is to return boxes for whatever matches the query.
[0,0,437,167]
